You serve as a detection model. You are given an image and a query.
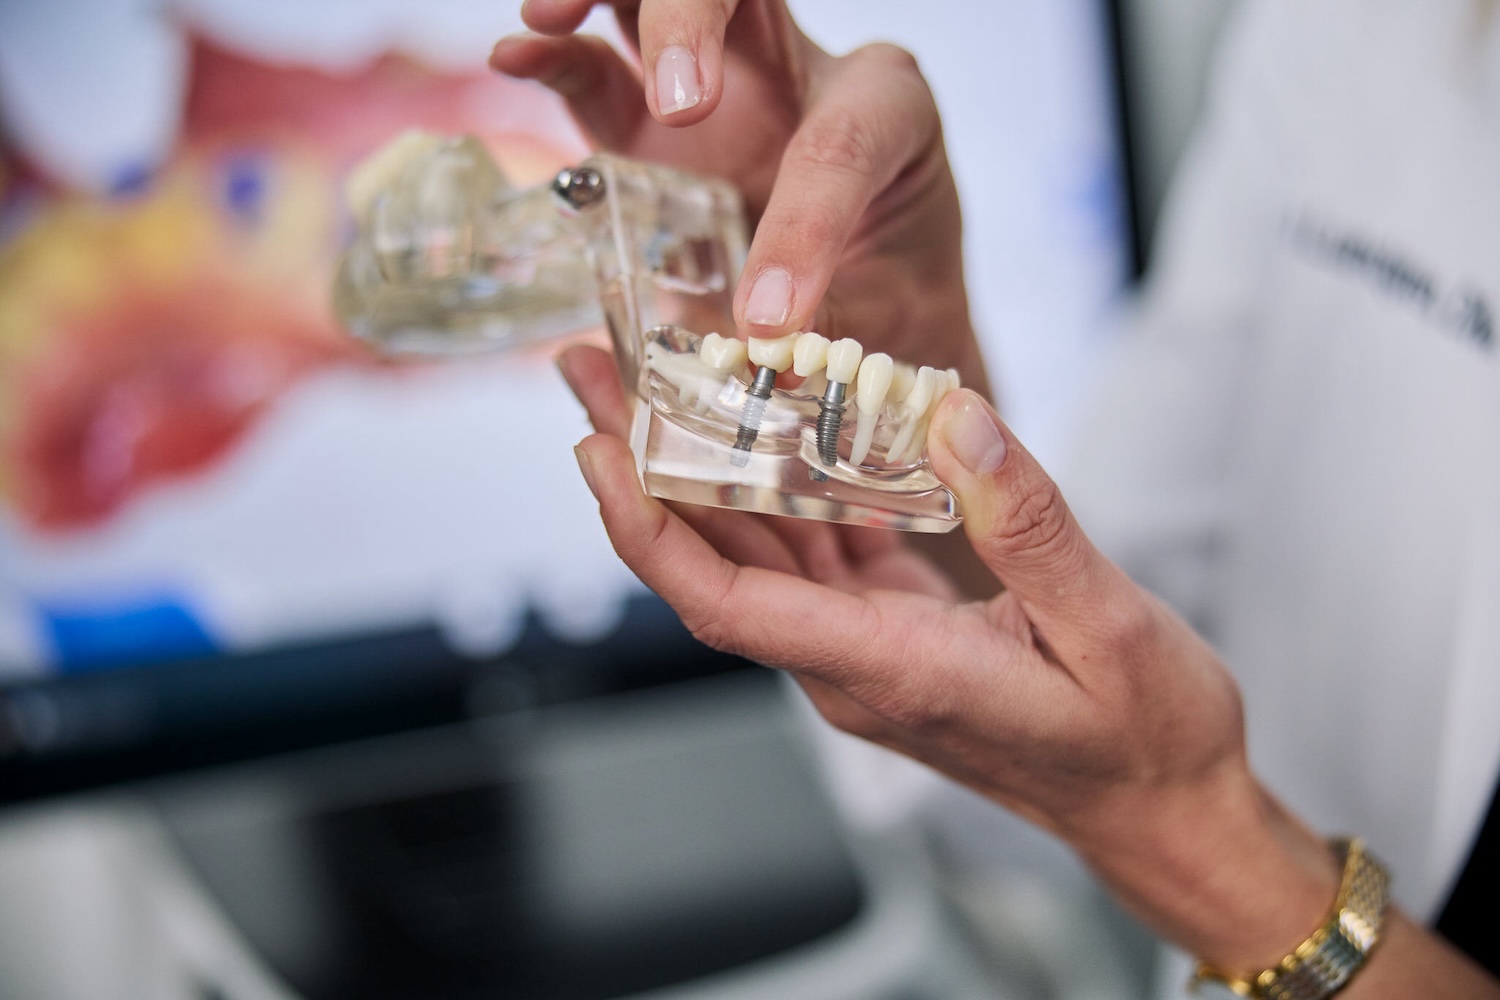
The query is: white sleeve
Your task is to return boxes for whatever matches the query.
[1059,0,1308,638]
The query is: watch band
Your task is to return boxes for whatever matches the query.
[1191,837,1390,1000]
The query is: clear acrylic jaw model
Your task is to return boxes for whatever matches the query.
[335,133,961,533]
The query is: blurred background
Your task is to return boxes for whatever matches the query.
[0,0,1231,997]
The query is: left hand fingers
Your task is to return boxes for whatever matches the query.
[516,1,806,127]
[491,31,662,154]
[572,429,986,708]
[556,342,632,439]
[556,342,820,578]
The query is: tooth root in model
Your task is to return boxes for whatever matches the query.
[899,368,960,466]
[733,333,798,466]
[885,366,938,464]
[345,129,442,221]
[850,352,895,466]
[698,332,747,413]
[808,338,862,481]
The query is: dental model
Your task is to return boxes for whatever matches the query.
[334,132,963,532]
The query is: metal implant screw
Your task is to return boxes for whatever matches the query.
[731,366,778,467]
[810,382,847,481]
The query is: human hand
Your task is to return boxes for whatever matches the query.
[557,339,1339,976]
[492,1,986,392]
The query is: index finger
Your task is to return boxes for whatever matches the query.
[737,43,942,336]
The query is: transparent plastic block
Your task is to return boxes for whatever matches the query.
[334,134,960,532]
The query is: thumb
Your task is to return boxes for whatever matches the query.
[926,390,1126,651]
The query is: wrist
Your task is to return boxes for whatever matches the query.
[1065,762,1342,975]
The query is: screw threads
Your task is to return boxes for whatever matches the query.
[816,385,847,466]
[811,382,848,481]
[731,367,778,467]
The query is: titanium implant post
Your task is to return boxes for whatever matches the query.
[810,381,846,481]
[731,365,778,467]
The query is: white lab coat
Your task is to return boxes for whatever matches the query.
[1062,0,1500,986]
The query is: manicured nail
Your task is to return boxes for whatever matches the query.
[942,394,1007,475]
[744,267,792,327]
[655,45,701,115]
[574,445,599,498]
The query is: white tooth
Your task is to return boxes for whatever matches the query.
[886,366,938,463]
[849,352,894,466]
[346,129,442,220]
[699,332,747,372]
[900,367,959,465]
[855,353,896,414]
[825,338,864,384]
[888,363,917,403]
[747,333,798,372]
[647,343,708,411]
[792,332,830,377]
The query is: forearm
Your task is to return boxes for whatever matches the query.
[1345,909,1498,998]
[1064,764,1500,998]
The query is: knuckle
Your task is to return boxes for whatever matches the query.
[1091,590,1160,656]
[679,574,741,655]
[792,107,882,182]
[991,476,1071,560]
[852,41,921,78]
[775,200,845,257]
[684,611,735,654]
[854,645,953,733]
[848,42,937,114]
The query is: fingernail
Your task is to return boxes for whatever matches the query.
[744,267,792,327]
[942,395,1007,475]
[655,45,701,115]
[574,445,599,498]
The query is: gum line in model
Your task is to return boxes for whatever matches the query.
[334,131,962,532]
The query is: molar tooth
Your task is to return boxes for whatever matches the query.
[792,333,830,377]
[886,366,938,463]
[699,332,747,372]
[850,353,894,466]
[747,333,798,373]
[824,339,864,384]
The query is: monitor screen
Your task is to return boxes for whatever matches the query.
[0,0,1133,800]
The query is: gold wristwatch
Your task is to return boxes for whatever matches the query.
[1190,837,1389,1000]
